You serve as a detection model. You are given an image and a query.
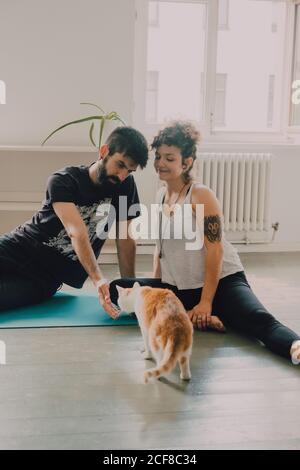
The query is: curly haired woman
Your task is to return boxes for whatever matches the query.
[110,121,300,365]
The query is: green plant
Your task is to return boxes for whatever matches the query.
[41,103,126,148]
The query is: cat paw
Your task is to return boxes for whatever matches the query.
[141,350,153,360]
[143,371,150,384]
[180,373,191,381]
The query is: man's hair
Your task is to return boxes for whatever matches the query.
[106,126,148,168]
[151,121,201,182]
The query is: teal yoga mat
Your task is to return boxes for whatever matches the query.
[0,292,137,329]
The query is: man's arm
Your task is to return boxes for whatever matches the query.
[52,202,118,318]
[115,220,136,277]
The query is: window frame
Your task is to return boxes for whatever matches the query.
[133,0,298,144]
[287,0,300,137]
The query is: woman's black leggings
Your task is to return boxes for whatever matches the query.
[110,271,300,360]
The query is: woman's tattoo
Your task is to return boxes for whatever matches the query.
[204,215,222,243]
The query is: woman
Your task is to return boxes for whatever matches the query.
[110,121,300,364]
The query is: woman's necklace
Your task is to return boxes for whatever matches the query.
[158,183,188,259]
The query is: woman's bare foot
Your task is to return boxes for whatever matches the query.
[290,340,300,365]
[187,311,226,332]
[209,315,226,332]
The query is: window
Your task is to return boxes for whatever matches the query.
[215,74,227,127]
[267,74,275,128]
[148,1,160,27]
[218,0,229,30]
[0,80,6,105]
[146,71,159,122]
[135,0,294,141]
[290,4,300,127]
[214,0,286,133]
[200,72,227,126]
[145,1,207,125]
[271,0,278,33]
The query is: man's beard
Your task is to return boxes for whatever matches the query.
[96,158,122,189]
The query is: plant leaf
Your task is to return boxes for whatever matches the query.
[106,111,117,120]
[41,115,104,145]
[99,117,106,148]
[80,102,106,114]
[112,114,126,125]
[89,122,97,148]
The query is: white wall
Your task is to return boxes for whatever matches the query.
[270,145,300,247]
[0,0,135,146]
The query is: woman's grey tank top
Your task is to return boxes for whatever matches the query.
[156,183,244,289]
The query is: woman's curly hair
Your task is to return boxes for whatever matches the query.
[151,121,201,183]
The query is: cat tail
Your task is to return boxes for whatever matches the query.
[144,339,178,383]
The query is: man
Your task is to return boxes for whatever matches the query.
[0,126,148,317]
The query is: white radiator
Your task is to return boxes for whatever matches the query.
[194,153,273,243]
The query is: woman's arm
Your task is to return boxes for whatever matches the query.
[190,186,224,329]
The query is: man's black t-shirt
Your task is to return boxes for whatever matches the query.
[5,164,141,288]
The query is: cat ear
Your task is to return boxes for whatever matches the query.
[116,285,124,293]
[133,282,140,289]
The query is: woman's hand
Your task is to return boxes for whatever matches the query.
[187,300,212,330]
[187,301,226,332]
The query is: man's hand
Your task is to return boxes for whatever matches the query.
[96,279,119,319]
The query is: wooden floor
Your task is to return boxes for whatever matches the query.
[0,252,299,450]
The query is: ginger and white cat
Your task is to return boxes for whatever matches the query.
[116,282,193,383]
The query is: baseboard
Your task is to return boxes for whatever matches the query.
[99,243,155,264]
[234,242,300,253]
[98,241,300,264]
